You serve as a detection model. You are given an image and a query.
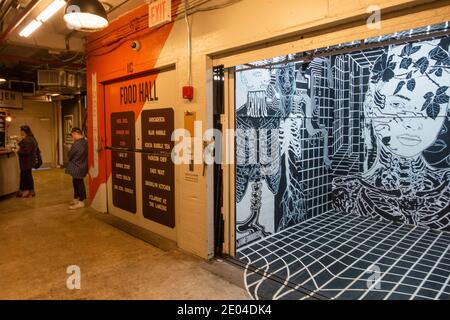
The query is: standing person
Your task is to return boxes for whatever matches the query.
[13,125,37,198]
[66,127,88,210]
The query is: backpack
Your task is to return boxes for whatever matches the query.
[34,147,43,169]
[32,138,42,169]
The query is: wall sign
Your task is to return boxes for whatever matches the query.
[111,111,136,214]
[184,111,196,172]
[148,0,171,29]
[63,115,74,144]
[119,80,158,105]
[89,73,99,179]
[0,90,22,109]
[141,108,175,228]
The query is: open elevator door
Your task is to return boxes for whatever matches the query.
[214,23,450,300]
[103,66,178,242]
[213,65,236,258]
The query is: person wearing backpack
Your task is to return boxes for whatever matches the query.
[65,127,88,210]
[12,125,38,198]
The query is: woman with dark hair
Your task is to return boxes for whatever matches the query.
[12,125,38,198]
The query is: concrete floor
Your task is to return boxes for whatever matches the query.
[0,169,249,300]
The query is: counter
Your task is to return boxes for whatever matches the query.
[0,150,19,197]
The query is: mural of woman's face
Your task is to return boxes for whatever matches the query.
[369,40,450,158]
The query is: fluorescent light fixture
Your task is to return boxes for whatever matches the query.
[18,0,65,38]
[37,0,66,23]
[19,20,42,37]
[0,78,6,83]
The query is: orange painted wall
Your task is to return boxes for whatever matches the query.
[86,2,180,204]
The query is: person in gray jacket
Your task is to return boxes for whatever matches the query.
[66,127,88,210]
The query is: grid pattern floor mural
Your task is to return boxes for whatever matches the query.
[237,212,450,300]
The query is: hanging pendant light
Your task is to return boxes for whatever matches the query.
[64,0,109,32]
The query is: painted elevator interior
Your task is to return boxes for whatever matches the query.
[232,22,450,300]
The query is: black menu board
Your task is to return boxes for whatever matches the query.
[111,111,136,214]
[141,108,175,228]
[0,114,5,148]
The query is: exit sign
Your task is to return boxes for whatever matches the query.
[148,0,171,29]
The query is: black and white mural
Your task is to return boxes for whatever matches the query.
[235,27,450,249]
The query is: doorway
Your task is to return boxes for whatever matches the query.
[103,66,178,242]
[217,22,450,300]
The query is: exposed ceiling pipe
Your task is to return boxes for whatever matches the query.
[0,54,85,68]
[0,0,40,45]
[86,0,210,53]
[106,0,129,15]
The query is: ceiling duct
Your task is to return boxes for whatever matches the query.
[36,69,84,98]
[38,70,67,86]
[9,80,35,95]
[37,70,82,87]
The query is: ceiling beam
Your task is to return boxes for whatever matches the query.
[0,54,85,68]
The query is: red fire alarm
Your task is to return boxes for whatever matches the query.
[182,86,194,100]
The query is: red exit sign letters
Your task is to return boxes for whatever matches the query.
[148,0,171,29]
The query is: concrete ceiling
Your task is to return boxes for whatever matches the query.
[0,0,145,88]
[3,0,146,51]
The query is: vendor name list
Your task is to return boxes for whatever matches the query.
[141,108,175,228]
[111,111,137,213]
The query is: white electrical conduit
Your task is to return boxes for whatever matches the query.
[181,0,243,86]
[89,0,242,55]
[184,0,192,87]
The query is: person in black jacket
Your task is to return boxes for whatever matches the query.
[66,127,88,210]
[12,125,37,198]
